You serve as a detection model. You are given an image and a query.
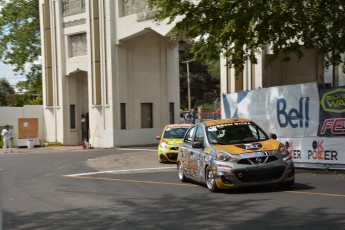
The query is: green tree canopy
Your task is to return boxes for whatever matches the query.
[179,41,219,110]
[0,0,42,96]
[149,0,345,71]
[0,77,15,105]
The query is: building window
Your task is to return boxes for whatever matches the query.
[121,103,126,130]
[169,102,174,124]
[70,104,76,129]
[141,103,153,128]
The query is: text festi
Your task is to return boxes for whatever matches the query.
[320,118,345,135]
[307,140,338,161]
[285,140,338,161]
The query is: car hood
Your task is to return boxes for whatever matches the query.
[211,139,280,154]
[166,138,184,145]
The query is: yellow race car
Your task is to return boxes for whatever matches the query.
[156,124,192,163]
[177,118,295,192]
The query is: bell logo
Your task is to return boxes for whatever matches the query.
[277,97,310,128]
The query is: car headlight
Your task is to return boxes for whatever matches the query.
[160,140,169,149]
[278,143,289,156]
[216,151,235,162]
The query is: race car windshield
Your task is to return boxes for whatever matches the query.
[163,128,189,139]
[206,122,269,145]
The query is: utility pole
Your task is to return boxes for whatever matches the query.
[182,60,192,111]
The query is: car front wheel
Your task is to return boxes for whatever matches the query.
[206,166,219,192]
[177,161,188,182]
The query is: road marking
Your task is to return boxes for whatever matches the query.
[118,148,156,151]
[286,190,345,198]
[63,166,176,177]
[63,175,198,187]
[63,169,345,197]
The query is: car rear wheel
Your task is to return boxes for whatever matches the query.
[206,166,219,192]
[177,162,188,182]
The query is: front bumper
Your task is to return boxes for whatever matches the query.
[213,162,295,190]
[158,147,179,162]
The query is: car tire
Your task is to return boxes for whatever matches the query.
[158,154,165,163]
[205,165,219,192]
[278,179,294,189]
[177,161,188,182]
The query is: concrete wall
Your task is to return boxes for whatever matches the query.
[0,105,45,146]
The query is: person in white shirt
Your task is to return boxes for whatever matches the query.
[2,124,14,153]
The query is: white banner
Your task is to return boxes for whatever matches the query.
[279,137,345,167]
[222,82,320,137]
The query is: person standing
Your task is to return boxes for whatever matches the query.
[2,124,14,153]
[185,113,193,124]
[179,113,186,124]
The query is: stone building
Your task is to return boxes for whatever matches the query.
[39,0,179,147]
[220,46,345,94]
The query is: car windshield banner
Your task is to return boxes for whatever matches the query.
[317,86,345,137]
[222,82,320,138]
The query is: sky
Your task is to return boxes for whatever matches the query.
[0,60,26,87]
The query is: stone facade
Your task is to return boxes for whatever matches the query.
[39,0,178,147]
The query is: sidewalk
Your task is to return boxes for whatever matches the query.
[2,145,84,154]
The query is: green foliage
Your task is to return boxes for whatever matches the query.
[198,103,215,110]
[149,0,345,70]
[205,59,220,79]
[0,0,42,98]
[0,78,15,94]
[0,77,41,106]
[0,78,15,106]
[179,41,220,109]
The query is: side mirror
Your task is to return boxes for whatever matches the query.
[270,133,277,140]
[155,135,161,140]
[192,142,204,148]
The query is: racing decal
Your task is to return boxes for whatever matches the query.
[217,164,232,172]
[240,152,267,158]
[235,143,262,150]
[167,124,192,128]
[207,122,251,131]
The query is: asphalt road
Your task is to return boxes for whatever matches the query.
[0,146,344,230]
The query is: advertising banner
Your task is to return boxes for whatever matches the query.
[279,137,345,169]
[317,86,345,137]
[222,82,320,138]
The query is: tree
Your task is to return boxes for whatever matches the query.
[148,0,345,85]
[179,41,219,110]
[0,78,15,106]
[0,0,41,95]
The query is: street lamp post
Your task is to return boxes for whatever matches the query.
[182,60,192,112]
